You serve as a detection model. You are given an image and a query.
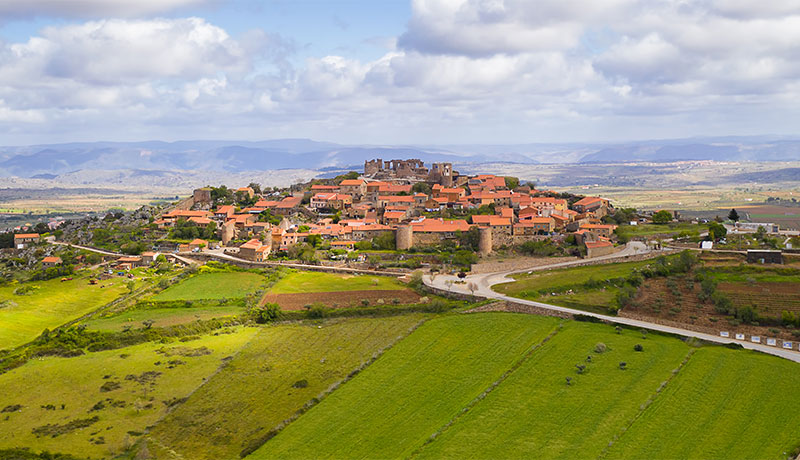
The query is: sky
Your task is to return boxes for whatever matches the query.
[1,0,799,145]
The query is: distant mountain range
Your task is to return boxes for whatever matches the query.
[1,136,799,178]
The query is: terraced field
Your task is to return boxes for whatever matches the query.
[0,327,257,458]
[604,347,800,459]
[268,271,402,294]
[414,323,690,459]
[151,271,265,301]
[251,313,561,459]
[145,315,427,460]
[250,314,800,460]
[82,305,245,332]
[0,274,129,349]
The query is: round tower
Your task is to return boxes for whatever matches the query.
[396,225,414,251]
[478,227,493,256]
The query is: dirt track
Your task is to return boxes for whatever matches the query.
[261,289,421,310]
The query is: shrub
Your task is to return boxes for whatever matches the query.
[619,362,627,370]
[292,379,309,389]
[306,304,327,319]
[594,343,607,353]
[253,303,282,324]
[634,344,643,352]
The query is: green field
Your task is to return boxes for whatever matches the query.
[151,271,265,301]
[268,271,402,294]
[82,306,246,332]
[0,274,128,349]
[0,327,257,458]
[146,315,426,460]
[616,222,704,238]
[704,266,800,284]
[248,314,800,459]
[414,323,690,459]
[252,313,561,459]
[495,259,651,298]
[604,347,800,459]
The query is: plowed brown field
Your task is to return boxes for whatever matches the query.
[261,289,421,310]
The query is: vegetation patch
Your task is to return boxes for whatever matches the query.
[145,315,426,460]
[251,313,560,459]
[0,274,129,350]
[267,271,402,294]
[32,416,100,438]
[0,328,256,458]
[604,347,800,459]
[151,271,265,301]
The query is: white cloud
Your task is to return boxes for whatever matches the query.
[2,2,800,144]
[0,0,209,19]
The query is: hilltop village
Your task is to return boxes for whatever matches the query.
[150,158,619,264]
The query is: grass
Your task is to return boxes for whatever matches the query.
[0,327,257,458]
[604,346,800,459]
[268,270,403,294]
[704,267,800,284]
[81,306,246,332]
[251,313,561,459]
[494,259,652,297]
[414,322,689,459]
[151,272,265,301]
[616,222,704,238]
[544,289,620,315]
[145,315,427,460]
[0,273,129,350]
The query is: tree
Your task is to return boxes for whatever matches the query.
[411,182,431,195]
[248,182,262,195]
[652,210,673,224]
[254,303,282,323]
[504,176,520,190]
[728,208,739,222]
[142,319,154,329]
[707,222,727,241]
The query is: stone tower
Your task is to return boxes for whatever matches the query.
[478,226,493,256]
[429,163,453,187]
[396,225,414,251]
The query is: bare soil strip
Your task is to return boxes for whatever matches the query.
[261,289,421,310]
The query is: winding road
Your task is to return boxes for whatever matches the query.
[424,242,800,363]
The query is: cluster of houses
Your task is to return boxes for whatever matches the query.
[151,159,619,262]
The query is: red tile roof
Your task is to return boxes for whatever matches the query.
[471,215,511,226]
[339,179,365,186]
[42,256,62,263]
[586,240,614,248]
[411,218,472,233]
[14,233,39,238]
[574,196,606,206]
[240,239,262,249]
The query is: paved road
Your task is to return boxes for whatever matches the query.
[51,241,123,256]
[201,248,402,276]
[424,242,800,363]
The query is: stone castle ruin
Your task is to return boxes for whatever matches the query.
[364,158,456,186]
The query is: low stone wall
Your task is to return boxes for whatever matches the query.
[189,253,403,277]
[467,300,573,320]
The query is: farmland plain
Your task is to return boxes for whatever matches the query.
[268,271,402,294]
[251,314,800,460]
[604,346,800,459]
[414,323,690,459]
[82,305,245,332]
[0,327,257,458]
[0,274,128,349]
[151,271,265,301]
[252,313,561,459]
[145,315,427,460]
